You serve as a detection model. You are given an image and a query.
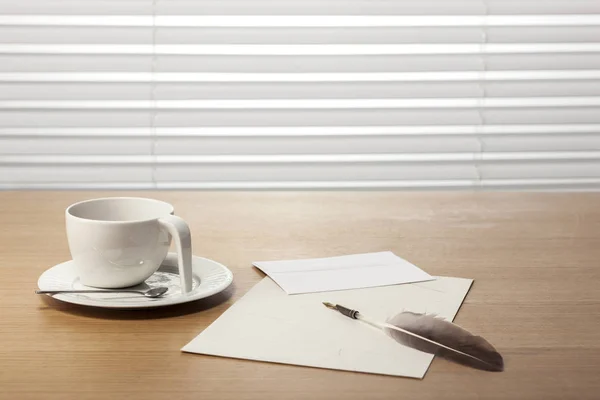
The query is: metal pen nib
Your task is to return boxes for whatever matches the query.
[322,302,360,319]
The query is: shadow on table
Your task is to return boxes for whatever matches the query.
[37,283,236,320]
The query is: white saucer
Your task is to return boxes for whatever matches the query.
[37,252,233,309]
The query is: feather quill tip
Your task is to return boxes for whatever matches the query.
[385,312,505,372]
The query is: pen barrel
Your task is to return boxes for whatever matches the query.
[335,304,359,319]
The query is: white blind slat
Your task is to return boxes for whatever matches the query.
[2,151,600,164]
[2,178,599,191]
[3,124,600,136]
[2,0,600,15]
[6,55,600,73]
[3,15,600,27]
[3,43,600,55]
[5,136,600,155]
[3,97,600,109]
[5,83,600,100]
[2,70,600,82]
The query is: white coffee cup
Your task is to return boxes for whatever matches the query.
[65,197,193,293]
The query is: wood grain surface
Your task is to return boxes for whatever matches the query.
[1,191,599,400]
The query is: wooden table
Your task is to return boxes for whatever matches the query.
[1,191,599,400]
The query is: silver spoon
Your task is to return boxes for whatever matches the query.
[35,287,169,298]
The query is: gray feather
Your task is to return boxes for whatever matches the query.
[384,312,504,372]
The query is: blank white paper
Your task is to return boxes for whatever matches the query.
[182,276,473,378]
[252,251,434,294]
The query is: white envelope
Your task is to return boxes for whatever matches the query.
[182,276,473,378]
[253,251,434,294]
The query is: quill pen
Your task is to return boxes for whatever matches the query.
[323,302,503,372]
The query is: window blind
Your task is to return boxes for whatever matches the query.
[2,0,600,190]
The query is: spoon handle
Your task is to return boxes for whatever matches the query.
[36,289,142,295]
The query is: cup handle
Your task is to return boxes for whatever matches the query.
[158,215,193,294]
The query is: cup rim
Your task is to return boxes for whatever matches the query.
[66,197,175,224]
